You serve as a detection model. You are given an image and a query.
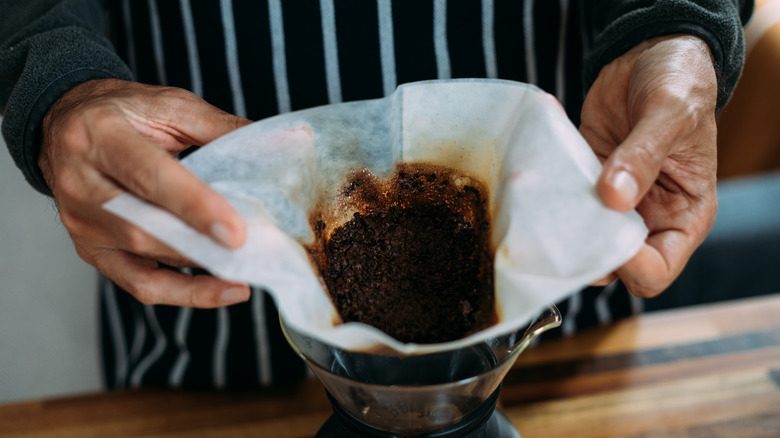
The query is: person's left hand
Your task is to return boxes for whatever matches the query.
[580,34,719,298]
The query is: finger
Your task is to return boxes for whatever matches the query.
[53,161,203,266]
[597,112,678,212]
[590,273,618,287]
[61,206,196,267]
[616,228,695,298]
[116,223,200,268]
[94,248,251,308]
[99,125,246,249]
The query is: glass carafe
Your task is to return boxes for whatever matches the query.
[282,306,561,436]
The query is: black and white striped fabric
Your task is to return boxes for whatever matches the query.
[99,0,639,389]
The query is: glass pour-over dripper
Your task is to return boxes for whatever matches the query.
[282,305,561,437]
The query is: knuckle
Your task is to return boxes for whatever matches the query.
[75,252,98,271]
[130,280,158,305]
[677,100,703,131]
[156,86,197,104]
[631,140,657,164]
[122,225,153,253]
[57,209,81,234]
[187,279,226,309]
[72,243,97,267]
[175,194,201,221]
[125,163,161,201]
[658,88,710,135]
[181,191,218,226]
[53,168,83,200]
[707,196,718,220]
[57,105,123,156]
[628,278,667,299]
[189,291,213,309]
[230,114,252,130]
[57,118,90,154]
[82,104,123,130]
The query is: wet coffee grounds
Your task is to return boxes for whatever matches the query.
[308,164,495,344]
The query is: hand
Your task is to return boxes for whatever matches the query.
[40,79,252,308]
[580,35,719,297]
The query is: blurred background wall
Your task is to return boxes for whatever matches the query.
[0,122,101,403]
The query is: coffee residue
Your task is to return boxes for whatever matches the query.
[307,163,496,344]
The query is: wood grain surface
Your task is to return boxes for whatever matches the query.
[2,294,779,438]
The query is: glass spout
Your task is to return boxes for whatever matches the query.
[488,305,563,365]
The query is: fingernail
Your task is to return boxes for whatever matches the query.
[611,170,638,205]
[211,222,239,248]
[221,287,248,304]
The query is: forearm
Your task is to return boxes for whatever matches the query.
[0,0,132,195]
[583,0,754,110]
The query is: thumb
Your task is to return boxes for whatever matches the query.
[597,114,675,212]
[192,109,252,145]
[155,89,252,146]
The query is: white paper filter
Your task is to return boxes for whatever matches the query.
[105,79,647,355]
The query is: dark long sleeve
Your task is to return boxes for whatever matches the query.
[0,0,133,196]
[582,0,754,110]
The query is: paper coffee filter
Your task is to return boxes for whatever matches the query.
[104,79,647,355]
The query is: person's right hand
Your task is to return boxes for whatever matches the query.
[39,79,252,308]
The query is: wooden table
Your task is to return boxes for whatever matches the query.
[2,294,780,437]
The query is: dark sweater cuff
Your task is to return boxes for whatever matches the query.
[15,69,129,196]
[1,23,133,196]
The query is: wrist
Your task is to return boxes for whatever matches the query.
[38,79,120,186]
